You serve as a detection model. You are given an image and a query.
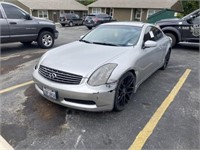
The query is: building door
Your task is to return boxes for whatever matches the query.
[53,11,58,22]
[106,8,113,16]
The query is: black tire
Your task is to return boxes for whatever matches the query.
[37,31,54,49]
[160,50,171,70]
[69,22,73,27]
[61,24,65,27]
[114,72,135,111]
[165,33,177,47]
[21,41,33,45]
[87,26,92,30]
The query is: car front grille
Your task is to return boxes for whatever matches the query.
[39,65,83,85]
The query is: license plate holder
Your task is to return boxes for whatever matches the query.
[43,87,58,100]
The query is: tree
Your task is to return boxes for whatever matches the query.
[76,0,96,6]
[181,0,199,16]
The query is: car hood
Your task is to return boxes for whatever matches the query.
[156,18,182,24]
[40,41,128,77]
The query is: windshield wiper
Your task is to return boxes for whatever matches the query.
[92,42,121,46]
[79,39,92,44]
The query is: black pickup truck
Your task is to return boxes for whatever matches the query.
[155,9,200,47]
[0,2,58,49]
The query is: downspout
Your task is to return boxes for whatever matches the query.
[130,8,133,21]
[30,8,32,16]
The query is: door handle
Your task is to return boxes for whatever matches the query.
[9,22,17,24]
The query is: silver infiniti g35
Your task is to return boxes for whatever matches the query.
[33,22,171,112]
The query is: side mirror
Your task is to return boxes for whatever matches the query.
[144,40,157,48]
[25,14,32,20]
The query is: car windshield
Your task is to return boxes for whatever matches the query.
[81,25,142,46]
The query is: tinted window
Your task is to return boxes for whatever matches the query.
[86,15,95,20]
[2,4,26,19]
[152,27,163,41]
[144,27,154,42]
[144,26,163,42]
[193,15,200,24]
[98,14,108,18]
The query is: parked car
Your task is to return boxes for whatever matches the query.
[155,9,200,47]
[33,22,171,112]
[59,13,82,27]
[0,2,58,49]
[84,13,116,29]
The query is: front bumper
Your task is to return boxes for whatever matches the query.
[33,70,117,112]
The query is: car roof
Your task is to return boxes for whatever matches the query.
[101,21,146,27]
[88,13,108,16]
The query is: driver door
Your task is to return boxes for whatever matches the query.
[181,12,200,42]
[2,3,38,42]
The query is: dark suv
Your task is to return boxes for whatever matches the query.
[59,13,82,27]
[156,9,200,47]
[84,13,116,29]
[0,2,58,49]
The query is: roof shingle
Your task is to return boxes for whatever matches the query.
[88,0,181,10]
[18,0,87,10]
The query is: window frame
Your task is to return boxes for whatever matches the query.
[135,8,142,21]
[92,8,101,14]
[38,10,48,19]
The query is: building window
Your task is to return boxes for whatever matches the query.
[92,8,101,13]
[135,8,142,21]
[70,10,74,14]
[147,9,160,19]
[38,10,48,19]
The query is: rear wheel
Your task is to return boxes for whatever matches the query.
[61,24,65,27]
[114,72,135,111]
[165,33,177,47]
[37,31,54,49]
[87,26,92,30]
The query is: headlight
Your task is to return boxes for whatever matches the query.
[88,63,117,86]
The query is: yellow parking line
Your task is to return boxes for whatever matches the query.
[129,69,191,150]
[0,81,34,94]
[0,135,14,150]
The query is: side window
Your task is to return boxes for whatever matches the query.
[2,4,26,19]
[0,10,3,18]
[193,16,200,24]
[143,26,154,42]
[152,27,163,41]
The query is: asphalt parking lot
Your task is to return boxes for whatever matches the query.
[0,25,199,150]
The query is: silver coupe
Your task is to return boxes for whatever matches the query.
[33,22,171,112]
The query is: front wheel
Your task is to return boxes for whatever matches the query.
[165,33,177,47]
[87,26,92,30]
[69,22,73,27]
[114,72,135,111]
[37,31,54,49]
